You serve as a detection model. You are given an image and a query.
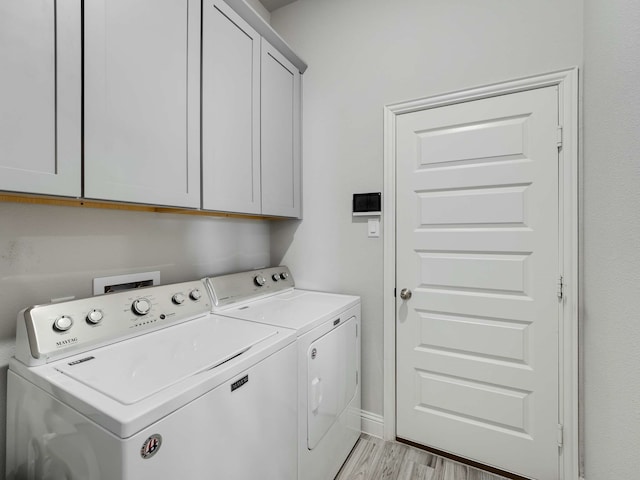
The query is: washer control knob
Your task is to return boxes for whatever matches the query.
[86,309,103,325]
[132,298,152,315]
[280,272,289,280]
[254,274,267,287]
[53,315,73,332]
[189,289,202,301]
[172,293,186,305]
[272,274,280,282]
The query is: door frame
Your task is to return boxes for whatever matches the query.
[382,68,580,479]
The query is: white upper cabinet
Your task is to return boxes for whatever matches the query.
[202,0,261,214]
[202,2,302,218]
[0,0,81,197]
[0,0,304,217]
[261,40,301,218]
[83,0,201,208]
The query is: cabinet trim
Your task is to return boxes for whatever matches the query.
[223,0,307,74]
[0,193,290,221]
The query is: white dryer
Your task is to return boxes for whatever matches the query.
[206,266,361,480]
[6,280,298,480]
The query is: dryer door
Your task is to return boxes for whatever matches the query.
[307,316,357,450]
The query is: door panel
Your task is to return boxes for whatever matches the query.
[261,40,301,218]
[84,0,200,208]
[202,0,261,214]
[396,86,560,479]
[0,0,80,196]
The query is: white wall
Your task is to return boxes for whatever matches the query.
[270,0,583,418]
[0,203,270,474]
[583,0,640,477]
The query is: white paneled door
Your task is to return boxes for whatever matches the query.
[396,86,560,479]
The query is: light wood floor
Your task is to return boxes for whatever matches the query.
[335,434,509,480]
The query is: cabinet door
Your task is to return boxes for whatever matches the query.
[84,0,200,208]
[261,40,301,218]
[0,0,81,197]
[202,0,260,214]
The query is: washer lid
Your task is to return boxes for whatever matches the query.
[218,290,360,336]
[53,316,277,405]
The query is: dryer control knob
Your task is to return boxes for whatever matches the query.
[279,272,289,280]
[132,298,152,315]
[254,274,267,287]
[272,274,280,282]
[172,293,186,305]
[189,289,202,301]
[53,315,73,332]
[86,309,103,324]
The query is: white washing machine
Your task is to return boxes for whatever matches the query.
[206,266,361,480]
[6,280,298,480]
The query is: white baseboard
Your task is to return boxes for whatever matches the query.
[360,410,384,438]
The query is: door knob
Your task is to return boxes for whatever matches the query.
[400,288,412,300]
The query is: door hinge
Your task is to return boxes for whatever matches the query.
[356,370,359,385]
[394,287,396,298]
[557,125,563,149]
[557,275,564,300]
[557,424,564,447]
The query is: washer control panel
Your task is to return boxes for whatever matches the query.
[17,280,211,366]
[205,266,294,308]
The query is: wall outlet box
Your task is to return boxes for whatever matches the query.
[93,271,161,295]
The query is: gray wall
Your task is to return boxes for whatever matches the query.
[583,0,640,477]
[0,203,270,474]
[270,0,583,417]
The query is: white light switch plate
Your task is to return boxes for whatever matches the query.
[368,218,380,238]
